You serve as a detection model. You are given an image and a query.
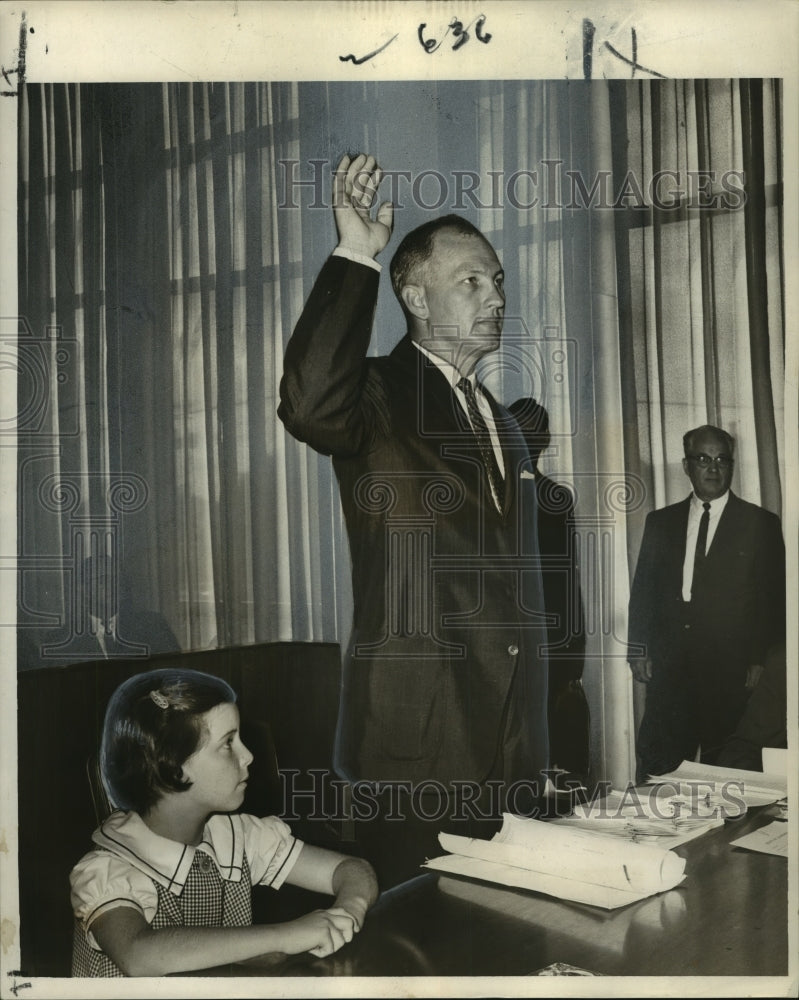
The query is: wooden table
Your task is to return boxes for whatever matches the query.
[226,806,789,979]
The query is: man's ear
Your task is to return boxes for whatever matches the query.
[401,283,428,320]
[681,456,689,477]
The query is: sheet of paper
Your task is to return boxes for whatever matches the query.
[762,748,788,776]
[423,853,682,910]
[730,821,789,858]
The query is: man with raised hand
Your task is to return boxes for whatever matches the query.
[279,154,550,882]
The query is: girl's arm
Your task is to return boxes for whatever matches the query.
[284,843,379,932]
[89,846,378,976]
[91,900,358,977]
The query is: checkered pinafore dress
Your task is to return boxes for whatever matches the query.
[72,849,254,977]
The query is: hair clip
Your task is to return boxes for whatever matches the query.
[149,689,170,709]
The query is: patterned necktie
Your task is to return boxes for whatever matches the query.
[457,376,505,512]
[691,501,711,595]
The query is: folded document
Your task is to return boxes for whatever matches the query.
[424,813,686,910]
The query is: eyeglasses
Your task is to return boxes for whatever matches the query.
[687,453,734,468]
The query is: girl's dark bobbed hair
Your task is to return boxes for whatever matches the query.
[100,668,236,815]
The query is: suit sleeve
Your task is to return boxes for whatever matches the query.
[540,494,586,680]
[752,510,786,662]
[556,507,587,681]
[627,512,659,661]
[277,255,384,458]
[567,508,587,668]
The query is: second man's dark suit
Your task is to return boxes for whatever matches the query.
[628,491,785,777]
[279,256,550,791]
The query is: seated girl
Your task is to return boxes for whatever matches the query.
[70,668,378,977]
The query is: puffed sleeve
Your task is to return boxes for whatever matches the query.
[70,851,158,948]
[239,814,304,889]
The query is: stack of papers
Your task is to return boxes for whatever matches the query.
[647,759,788,808]
[553,785,728,848]
[424,813,687,910]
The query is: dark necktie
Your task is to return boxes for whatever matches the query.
[691,501,711,595]
[457,376,504,512]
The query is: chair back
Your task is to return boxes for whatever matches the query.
[85,753,115,826]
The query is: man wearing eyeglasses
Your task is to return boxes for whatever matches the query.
[627,424,785,780]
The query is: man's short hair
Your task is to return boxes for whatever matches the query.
[682,424,735,456]
[389,214,484,304]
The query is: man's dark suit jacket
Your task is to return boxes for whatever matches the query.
[505,400,588,776]
[628,490,785,772]
[718,640,787,771]
[279,256,549,787]
[525,471,586,686]
[532,471,588,774]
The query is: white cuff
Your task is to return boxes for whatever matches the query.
[333,246,382,273]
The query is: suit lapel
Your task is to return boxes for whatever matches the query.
[705,492,740,562]
[390,337,524,518]
[390,336,469,438]
[672,497,692,573]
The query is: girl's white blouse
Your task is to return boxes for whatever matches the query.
[70,810,303,945]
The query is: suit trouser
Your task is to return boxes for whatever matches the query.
[637,603,750,781]
[348,650,547,890]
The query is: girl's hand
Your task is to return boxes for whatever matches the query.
[332,893,370,932]
[284,906,359,957]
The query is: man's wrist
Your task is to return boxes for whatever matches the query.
[333,245,382,272]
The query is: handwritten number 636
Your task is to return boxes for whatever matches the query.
[418,15,492,53]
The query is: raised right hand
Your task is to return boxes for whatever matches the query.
[333,153,394,258]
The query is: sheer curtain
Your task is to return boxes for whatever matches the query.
[463,82,637,784]
[610,79,784,773]
[18,84,127,654]
[17,79,784,785]
[18,82,351,659]
[614,79,784,519]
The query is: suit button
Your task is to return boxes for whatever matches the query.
[684,624,691,630]
[508,644,519,656]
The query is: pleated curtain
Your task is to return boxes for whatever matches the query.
[17,79,784,785]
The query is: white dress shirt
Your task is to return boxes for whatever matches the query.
[682,490,729,601]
